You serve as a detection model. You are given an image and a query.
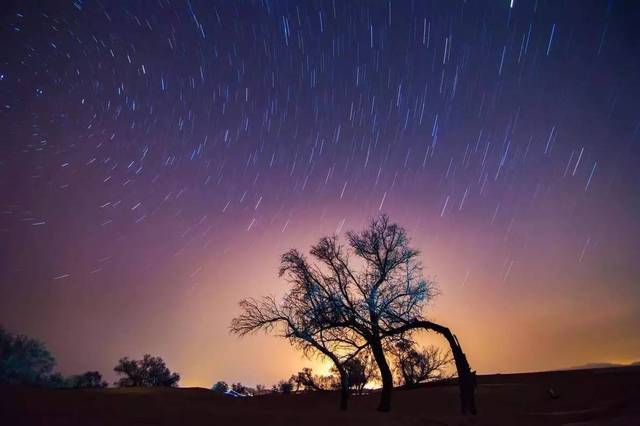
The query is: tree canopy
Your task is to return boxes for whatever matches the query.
[0,326,56,385]
[212,380,229,393]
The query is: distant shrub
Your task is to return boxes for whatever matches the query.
[231,382,247,394]
[43,372,68,388]
[254,384,269,395]
[277,379,293,394]
[68,371,108,389]
[291,367,329,391]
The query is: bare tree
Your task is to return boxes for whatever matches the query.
[231,215,477,414]
[285,214,477,412]
[291,367,326,392]
[391,339,451,386]
[331,353,378,395]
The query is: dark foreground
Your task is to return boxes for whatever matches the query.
[2,367,639,426]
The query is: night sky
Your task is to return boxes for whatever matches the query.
[1,0,639,388]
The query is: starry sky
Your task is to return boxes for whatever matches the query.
[1,0,639,388]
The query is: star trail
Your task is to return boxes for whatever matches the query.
[1,0,639,387]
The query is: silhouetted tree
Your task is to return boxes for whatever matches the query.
[291,367,326,392]
[44,372,68,388]
[114,357,143,386]
[114,354,180,387]
[231,382,247,394]
[232,215,476,414]
[212,380,228,393]
[68,371,108,389]
[277,379,293,394]
[0,326,56,385]
[254,384,268,395]
[391,340,451,386]
[314,374,339,390]
[335,354,378,395]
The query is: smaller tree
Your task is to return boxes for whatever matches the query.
[114,354,180,387]
[332,355,378,395]
[392,340,451,386]
[277,379,294,394]
[316,374,340,390]
[231,382,247,394]
[291,367,326,392]
[69,371,108,389]
[44,372,68,388]
[212,381,228,393]
[255,384,268,395]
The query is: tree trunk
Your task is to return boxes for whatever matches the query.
[418,322,477,415]
[443,333,476,415]
[370,340,394,412]
[306,341,351,411]
[386,320,477,415]
[338,369,349,410]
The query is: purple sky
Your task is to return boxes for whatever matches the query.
[1,0,639,387]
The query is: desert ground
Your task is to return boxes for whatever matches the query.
[2,366,639,426]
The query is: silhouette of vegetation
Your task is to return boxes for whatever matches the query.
[315,374,340,391]
[338,354,378,395]
[231,214,477,414]
[231,382,247,394]
[212,380,228,393]
[114,354,180,387]
[0,326,56,386]
[254,384,269,395]
[43,372,67,388]
[277,379,294,394]
[67,371,108,389]
[231,267,367,409]
[391,340,451,386]
[0,326,109,389]
[291,367,325,392]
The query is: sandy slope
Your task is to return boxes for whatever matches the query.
[2,367,639,426]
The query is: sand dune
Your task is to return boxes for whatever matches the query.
[2,366,639,426]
